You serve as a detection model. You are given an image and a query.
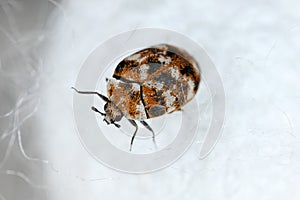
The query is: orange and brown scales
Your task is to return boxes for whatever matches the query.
[107,79,147,120]
[107,44,201,120]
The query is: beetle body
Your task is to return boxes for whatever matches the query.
[107,44,200,121]
[72,44,201,150]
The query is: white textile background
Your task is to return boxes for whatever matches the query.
[0,0,300,200]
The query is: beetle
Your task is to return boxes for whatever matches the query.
[72,44,201,151]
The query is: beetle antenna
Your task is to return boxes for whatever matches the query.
[71,87,110,102]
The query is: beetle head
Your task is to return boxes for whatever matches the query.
[103,102,123,125]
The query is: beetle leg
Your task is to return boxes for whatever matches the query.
[140,121,155,142]
[92,106,121,128]
[71,87,110,102]
[112,122,121,128]
[91,106,106,116]
[128,119,138,151]
[103,119,110,125]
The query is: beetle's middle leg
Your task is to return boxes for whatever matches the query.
[128,119,138,151]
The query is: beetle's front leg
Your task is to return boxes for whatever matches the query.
[92,106,121,128]
[91,106,106,116]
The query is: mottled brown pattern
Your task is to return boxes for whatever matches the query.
[108,83,114,96]
[109,44,201,120]
[142,83,183,118]
[113,59,140,82]
[107,79,146,120]
[142,84,165,118]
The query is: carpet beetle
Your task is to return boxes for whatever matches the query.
[72,44,201,151]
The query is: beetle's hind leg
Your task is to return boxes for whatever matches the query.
[140,121,157,150]
[140,121,155,141]
[128,119,138,151]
